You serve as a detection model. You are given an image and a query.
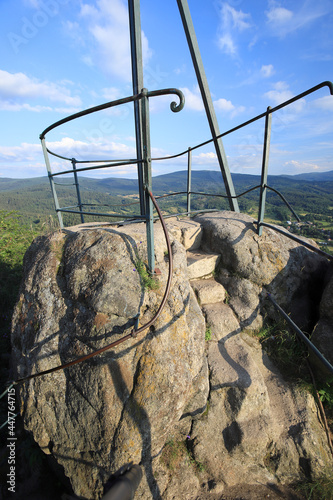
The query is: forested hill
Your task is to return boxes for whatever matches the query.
[0,170,332,229]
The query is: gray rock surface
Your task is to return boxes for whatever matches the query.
[11,226,207,499]
[195,211,329,332]
[11,212,332,499]
[311,269,333,367]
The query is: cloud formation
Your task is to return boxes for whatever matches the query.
[217,2,252,56]
[265,0,331,37]
[77,0,152,81]
[0,70,82,111]
[263,81,306,113]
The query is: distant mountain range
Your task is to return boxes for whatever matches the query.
[0,170,332,226]
[279,170,333,181]
[1,169,333,193]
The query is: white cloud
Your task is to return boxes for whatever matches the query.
[180,87,204,112]
[217,33,237,56]
[266,5,293,24]
[217,2,252,56]
[79,0,152,81]
[214,98,245,117]
[265,0,331,37]
[285,160,321,172]
[45,137,137,161]
[101,87,122,101]
[0,142,41,161]
[0,102,52,112]
[263,82,306,113]
[260,64,275,78]
[313,95,333,111]
[221,3,252,31]
[0,70,82,106]
[179,87,245,117]
[193,152,218,165]
[0,137,137,168]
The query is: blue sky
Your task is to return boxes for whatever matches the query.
[0,0,332,179]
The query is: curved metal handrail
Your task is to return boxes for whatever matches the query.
[151,80,333,162]
[40,87,185,142]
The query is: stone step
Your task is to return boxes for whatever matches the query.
[186,250,220,280]
[166,218,203,250]
[190,278,226,305]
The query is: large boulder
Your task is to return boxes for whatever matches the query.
[11,213,332,499]
[195,211,329,332]
[11,225,207,499]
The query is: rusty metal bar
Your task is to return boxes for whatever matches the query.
[11,190,173,386]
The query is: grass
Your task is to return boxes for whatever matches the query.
[134,259,159,291]
[255,320,333,432]
[0,211,39,353]
[296,472,333,500]
[317,377,333,410]
[254,320,309,380]
[205,326,212,341]
[160,439,205,473]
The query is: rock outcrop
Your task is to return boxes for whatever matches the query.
[312,270,333,368]
[11,212,332,499]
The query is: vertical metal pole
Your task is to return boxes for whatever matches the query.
[176,0,239,212]
[187,147,192,215]
[128,0,145,216]
[141,89,155,273]
[71,159,84,224]
[258,107,272,236]
[41,138,63,229]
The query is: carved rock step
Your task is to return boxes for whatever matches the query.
[190,278,226,305]
[166,218,203,250]
[186,250,220,280]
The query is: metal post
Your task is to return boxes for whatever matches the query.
[257,107,272,236]
[128,0,145,216]
[71,158,84,224]
[176,0,239,212]
[187,147,192,215]
[141,89,155,273]
[41,138,64,229]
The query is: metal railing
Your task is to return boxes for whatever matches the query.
[40,87,185,274]
[41,81,333,267]
[40,80,333,378]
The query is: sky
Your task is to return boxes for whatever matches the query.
[0,0,333,180]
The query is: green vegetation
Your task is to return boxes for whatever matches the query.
[160,439,187,471]
[134,259,159,291]
[0,212,39,413]
[254,321,308,379]
[317,377,333,410]
[1,172,333,248]
[205,326,212,341]
[160,439,205,473]
[296,472,333,500]
[255,321,333,432]
[0,211,39,346]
